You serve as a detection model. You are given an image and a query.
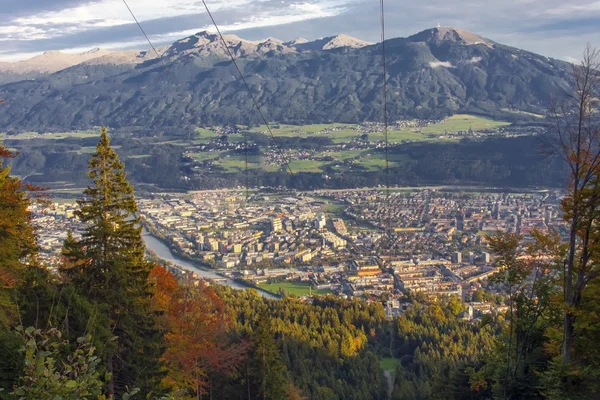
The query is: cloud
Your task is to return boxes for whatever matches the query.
[0,0,106,19]
[0,0,599,61]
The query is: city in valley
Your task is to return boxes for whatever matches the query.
[34,187,566,319]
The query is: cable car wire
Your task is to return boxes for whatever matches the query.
[379,0,393,264]
[121,0,162,59]
[200,0,308,198]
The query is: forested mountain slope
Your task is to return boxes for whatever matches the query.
[0,27,572,133]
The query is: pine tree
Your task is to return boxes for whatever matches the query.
[61,128,164,398]
[0,144,37,327]
[250,312,290,400]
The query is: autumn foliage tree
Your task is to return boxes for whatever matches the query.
[548,45,600,365]
[543,45,600,396]
[0,145,38,326]
[150,265,246,399]
[485,231,560,399]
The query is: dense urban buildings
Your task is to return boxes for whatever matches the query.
[35,188,567,313]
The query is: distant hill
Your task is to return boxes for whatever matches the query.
[0,48,113,84]
[0,27,572,133]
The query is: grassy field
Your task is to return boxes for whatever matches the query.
[1,131,100,140]
[196,128,218,142]
[367,129,439,143]
[249,124,360,143]
[298,123,357,133]
[329,130,362,143]
[198,115,511,147]
[46,189,85,195]
[477,230,499,237]
[287,159,328,173]
[354,153,411,171]
[250,123,358,135]
[258,281,330,296]
[77,146,98,154]
[321,203,346,215]
[422,114,511,134]
[380,357,399,372]
[249,121,474,144]
[214,155,262,172]
[501,109,545,119]
[189,152,221,162]
[319,150,365,161]
[355,158,396,171]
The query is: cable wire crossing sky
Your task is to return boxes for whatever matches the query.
[0,0,599,61]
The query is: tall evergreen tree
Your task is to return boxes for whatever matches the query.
[61,128,164,398]
[0,144,37,326]
[250,312,290,400]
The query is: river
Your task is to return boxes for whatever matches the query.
[142,233,277,299]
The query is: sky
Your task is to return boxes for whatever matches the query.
[0,0,598,62]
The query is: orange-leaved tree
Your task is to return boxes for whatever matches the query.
[0,144,40,326]
[150,265,247,399]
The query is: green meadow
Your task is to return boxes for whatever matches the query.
[258,281,331,296]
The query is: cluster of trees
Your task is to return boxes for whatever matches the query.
[5,136,184,189]
[0,128,307,399]
[463,46,600,399]
[210,288,389,399]
[7,133,567,192]
[390,297,499,399]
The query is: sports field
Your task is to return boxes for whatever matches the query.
[258,281,330,296]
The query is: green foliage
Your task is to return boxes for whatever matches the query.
[249,313,290,400]
[539,359,600,400]
[0,328,25,393]
[61,128,164,398]
[473,231,565,399]
[390,299,499,399]
[208,287,389,399]
[15,266,113,363]
[11,327,105,400]
[0,144,37,326]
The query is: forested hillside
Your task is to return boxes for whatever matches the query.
[0,27,572,133]
[4,134,567,191]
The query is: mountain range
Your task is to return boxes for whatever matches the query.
[0,27,573,133]
[0,33,371,85]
